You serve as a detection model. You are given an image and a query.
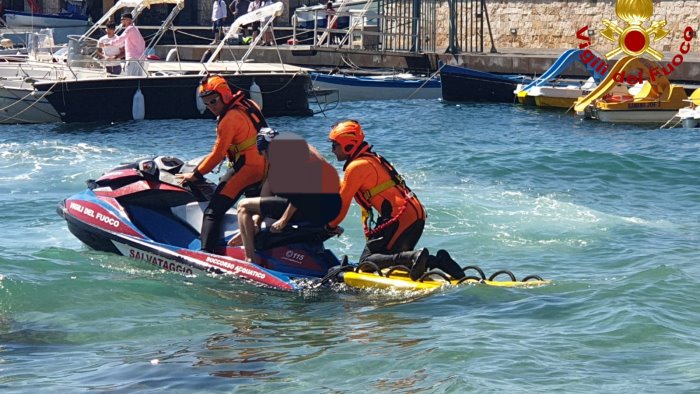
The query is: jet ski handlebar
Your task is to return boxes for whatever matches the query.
[138,156,216,201]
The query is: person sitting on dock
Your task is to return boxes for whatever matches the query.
[105,12,145,76]
[176,75,268,254]
[326,120,465,280]
[97,22,124,75]
[232,130,342,264]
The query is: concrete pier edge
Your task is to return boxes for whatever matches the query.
[156,44,700,84]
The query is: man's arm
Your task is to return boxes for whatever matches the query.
[271,203,297,232]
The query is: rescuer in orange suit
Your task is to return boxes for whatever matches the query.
[326,120,465,280]
[176,75,267,253]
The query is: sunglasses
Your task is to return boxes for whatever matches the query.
[331,141,340,149]
[204,96,220,106]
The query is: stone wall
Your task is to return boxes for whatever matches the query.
[35,0,700,53]
[436,0,700,52]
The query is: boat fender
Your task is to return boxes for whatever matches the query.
[195,86,206,114]
[249,80,263,110]
[165,48,179,62]
[132,87,145,120]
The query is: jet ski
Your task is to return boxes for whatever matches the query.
[57,156,343,291]
[57,155,549,292]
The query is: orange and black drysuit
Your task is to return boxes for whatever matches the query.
[194,93,267,252]
[328,142,426,268]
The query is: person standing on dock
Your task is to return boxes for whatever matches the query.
[106,12,145,76]
[247,0,264,43]
[211,0,228,43]
[229,0,250,38]
[325,1,340,45]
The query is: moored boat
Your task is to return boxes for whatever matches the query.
[3,10,89,28]
[675,88,700,129]
[0,77,60,124]
[31,1,313,122]
[593,84,687,124]
[575,56,688,124]
[310,72,441,102]
[514,48,606,108]
[439,62,530,103]
[527,78,597,109]
[34,69,311,122]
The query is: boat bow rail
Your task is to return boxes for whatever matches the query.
[207,1,285,71]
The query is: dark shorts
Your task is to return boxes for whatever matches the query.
[251,21,261,33]
[105,65,122,75]
[212,19,225,33]
[260,194,341,226]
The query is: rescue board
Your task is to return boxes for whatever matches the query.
[338,265,550,291]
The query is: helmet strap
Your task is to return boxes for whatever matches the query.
[343,142,371,170]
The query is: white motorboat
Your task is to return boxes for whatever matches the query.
[0,77,60,124]
[310,72,441,102]
[674,88,700,129]
[526,78,597,109]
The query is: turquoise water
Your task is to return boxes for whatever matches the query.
[1,101,699,392]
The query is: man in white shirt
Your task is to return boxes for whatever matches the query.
[105,12,146,76]
[211,0,228,43]
[97,22,125,75]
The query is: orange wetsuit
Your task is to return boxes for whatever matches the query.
[195,103,266,198]
[196,98,267,252]
[329,146,426,257]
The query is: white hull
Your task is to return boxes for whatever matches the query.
[0,83,60,124]
[595,109,679,124]
[311,74,441,102]
[682,118,699,129]
[4,13,89,28]
[677,107,700,129]
[530,85,592,99]
[312,81,441,101]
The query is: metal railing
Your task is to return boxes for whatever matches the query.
[291,0,494,54]
[292,0,436,53]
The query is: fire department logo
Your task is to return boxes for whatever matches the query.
[600,0,669,60]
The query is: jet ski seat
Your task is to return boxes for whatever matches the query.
[170,201,239,238]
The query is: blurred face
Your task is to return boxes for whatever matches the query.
[121,17,132,27]
[330,140,348,161]
[203,93,225,116]
[106,27,115,36]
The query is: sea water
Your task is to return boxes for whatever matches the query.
[1,100,699,392]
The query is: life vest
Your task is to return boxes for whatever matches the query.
[344,142,418,238]
[219,91,267,166]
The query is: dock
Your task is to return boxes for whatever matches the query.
[155,44,700,84]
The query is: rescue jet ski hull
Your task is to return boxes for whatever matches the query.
[57,156,341,291]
